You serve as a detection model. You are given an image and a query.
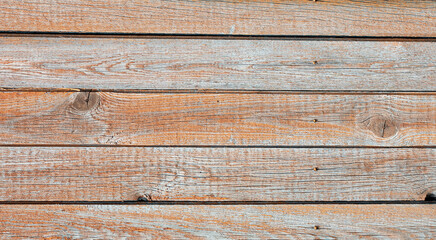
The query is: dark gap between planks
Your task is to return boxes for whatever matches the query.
[0,201,434,205]
[0,145,435,148]
[0,31,435,42]
[1,89,436,94]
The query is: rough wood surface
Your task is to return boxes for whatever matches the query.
[0,205,434,239]
[0,0,435,37]
[0,37,435,91]
[1,147,434,201]
[0,92,434,146]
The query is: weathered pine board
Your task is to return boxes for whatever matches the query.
[0,38,435,91]
[0,0,435,37]
[0,92,434,146]
[1,147,434,201]
[0,205,434,239]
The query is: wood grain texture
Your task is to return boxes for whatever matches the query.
[0,0,435,37]
[1,147,434,201]
[0,205,435,239]
[0,92,434,146]
[0,37,435,91]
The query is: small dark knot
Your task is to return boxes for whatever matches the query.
[425,193,436,201]
[71,92,100,111]
[138,194,152,202]
[358,113,398,138]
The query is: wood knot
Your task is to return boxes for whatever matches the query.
[424,192,436,202]
[138,194,152,202]
[358,113,398,138]
[72,92,100,111]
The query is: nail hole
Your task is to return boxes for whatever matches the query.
[424,193,436,201]
[313,119,318,123]
[313,167,319,171]
[314,226,320,230]
[312,60,318,64]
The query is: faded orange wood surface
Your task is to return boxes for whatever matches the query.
[0,37,435,91]
[0,205,435,239]
[0,92,434,146]
[0,147,434,201]
[0,0,434,238]
[0,0,435,37]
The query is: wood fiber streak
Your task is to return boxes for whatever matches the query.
[0,147,434,201]
[0,0,434,36]
[0,92,434,146]
[0,205,435,239]
[0,38,435,91]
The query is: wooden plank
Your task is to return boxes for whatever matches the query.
[0,38,435,91]
[0,92,434,146]
[0,0,434,37]
[0,147,434,201]
[0,205,434,239]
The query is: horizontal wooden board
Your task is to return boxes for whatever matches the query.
[0,0,435,37]
[0,92,434,146]
[0,147,434,201]
[0,205,434,239]
[0,38,435,91]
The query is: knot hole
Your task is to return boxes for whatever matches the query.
[425,193,436,202]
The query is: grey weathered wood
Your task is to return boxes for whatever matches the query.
[0,205,435,239]
[0,0,434,36]
[0,147,434,201]
[0,37,435,91]
[0,92,434,146]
